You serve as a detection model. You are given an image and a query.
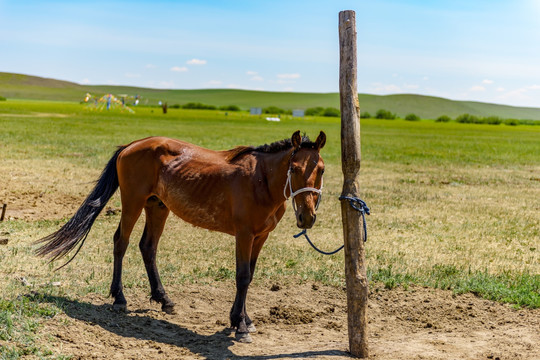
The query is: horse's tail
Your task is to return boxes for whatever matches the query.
[35,146,126,268]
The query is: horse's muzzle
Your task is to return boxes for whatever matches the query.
[297,213,316,229]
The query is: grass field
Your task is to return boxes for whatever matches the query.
[3,72,540,120]
[0,99,539,357]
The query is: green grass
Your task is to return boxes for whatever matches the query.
[370,265,540,308]
[0,100,539,310]
[1,99,538,356]
[3,72,540,119]
[0,294,68,359]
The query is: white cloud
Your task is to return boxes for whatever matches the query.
[423,76,429,81]
[277,73,300,79]
[384,84,401,92]
[80,78,90,84]
[370,82,401,93]
[186,58,207,65]
[246,70,258,76]
[206,80,222,86]
[145,64,157,69]
[170,66,188,72]
[496,87,505,92]
[158,81,175,88]
[482,79,494,84]
[282,87,294,91]
[250,75,264,81]
[404,83,419,90]
[470,85,486,92]
[495,84,540,105]
[227,83,241,89]
[146,80,175,88]
[496,88,531,104]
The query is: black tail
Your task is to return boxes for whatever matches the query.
[35,146,125,267]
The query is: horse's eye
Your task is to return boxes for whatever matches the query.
[321,169,325,175]
[291,166,301,174]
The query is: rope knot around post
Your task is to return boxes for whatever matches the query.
[293,196,370,254]
[339,195,370,242]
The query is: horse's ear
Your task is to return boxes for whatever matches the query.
[315,131,326,150]
[291,130,302,150]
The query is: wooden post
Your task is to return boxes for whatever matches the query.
[0,204,6,222]
[339,10,368,358]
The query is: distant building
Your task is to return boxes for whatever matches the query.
[250,107,262,115]
[292,109,305,118]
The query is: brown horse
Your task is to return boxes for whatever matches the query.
[36,130,326,343]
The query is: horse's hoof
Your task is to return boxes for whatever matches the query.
[112,303,127,313]
[247,324,257,333]
[162,304,176,315]
[235,331,253,343]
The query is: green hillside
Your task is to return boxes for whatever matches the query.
[1,72,540,120]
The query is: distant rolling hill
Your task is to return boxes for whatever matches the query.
[1,72,540,120]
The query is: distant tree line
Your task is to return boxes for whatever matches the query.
[165,103,343,118]
[169,102,241,111]
[362,108,539,126]
[0,96,6,101]
[305,106,341,117]
[158,103,539,125]
[263,106,291,115]
[436,113,537,126]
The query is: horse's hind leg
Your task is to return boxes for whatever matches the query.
[110,197,144,312]
[139,196,175,314]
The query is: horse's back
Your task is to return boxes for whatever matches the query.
[116,136,249,234]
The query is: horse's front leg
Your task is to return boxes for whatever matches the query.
[230,231,254,343]
[242,233,269,334]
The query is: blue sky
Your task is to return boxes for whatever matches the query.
[1,0,540,107]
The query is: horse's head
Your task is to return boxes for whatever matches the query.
[286,130,326,229]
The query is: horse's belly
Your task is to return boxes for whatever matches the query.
[162,187,235,235]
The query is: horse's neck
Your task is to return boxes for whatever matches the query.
[260,149,293,204]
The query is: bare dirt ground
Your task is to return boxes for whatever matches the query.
[36,282,539,360]
[0,160,100,221]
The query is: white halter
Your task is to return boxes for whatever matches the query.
[283,168,323,212]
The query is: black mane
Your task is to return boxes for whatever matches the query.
[254,135,316,153]
[225,135,316,162]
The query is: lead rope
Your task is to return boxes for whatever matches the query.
[284,154,370,255]
[293,195,370,255]
[293,229,344,255]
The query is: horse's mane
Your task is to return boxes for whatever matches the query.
[224,135,317,162]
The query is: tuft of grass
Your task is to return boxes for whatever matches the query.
[368,265,540,308]
[369,265,416,290]
[0,293,69,359]
[451,270,540,308]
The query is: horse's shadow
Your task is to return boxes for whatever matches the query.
[40,294,350,359]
